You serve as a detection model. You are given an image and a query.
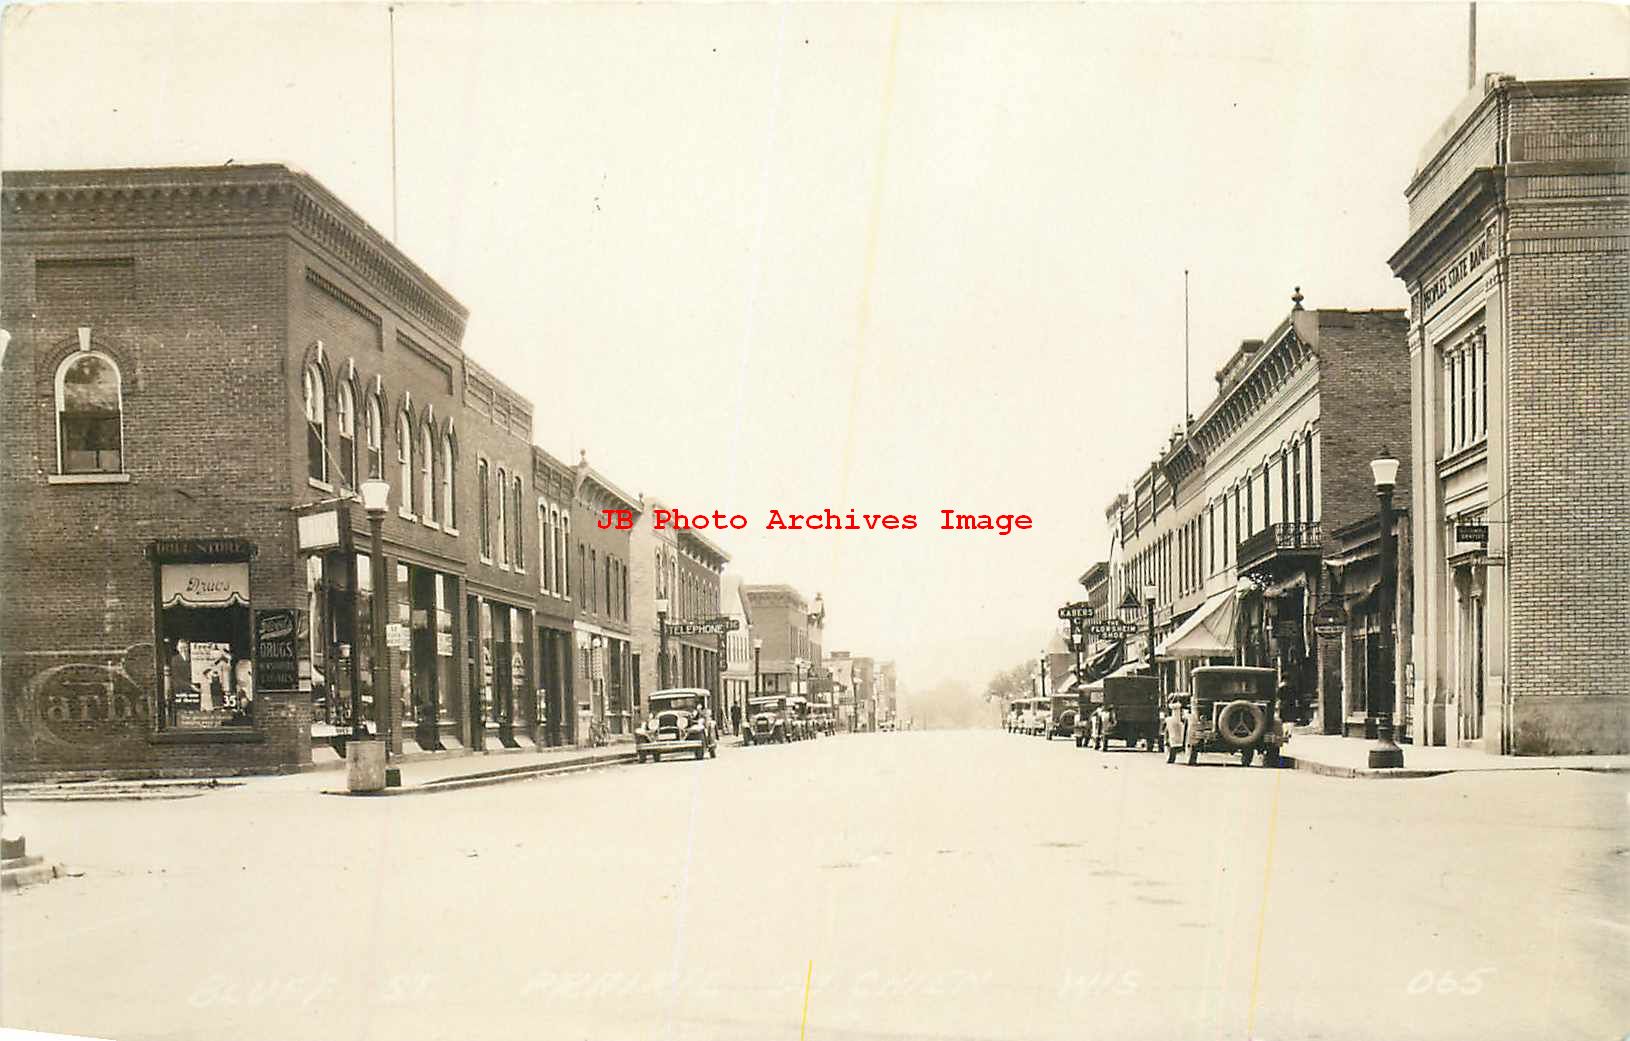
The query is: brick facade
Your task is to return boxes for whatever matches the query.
[0,164,561,777]
[1390,76,1630,754]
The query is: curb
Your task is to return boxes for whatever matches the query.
[1,857,62,891]
[1284,756,1630,780]
[4,780,241,803]
[321,750,638,797]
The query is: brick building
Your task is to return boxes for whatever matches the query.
[1104,299,1411,738]
[0,164,542,777]
[1388,75,1630,754]
[570,452,638,735]
[532,445,577,745]
[627,501,730,711]
[741,585,818,699]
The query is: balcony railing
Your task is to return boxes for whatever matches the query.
[1237,522,1322,574]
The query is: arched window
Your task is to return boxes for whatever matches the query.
[396,408,412,515]
[56,352,124,474]
[336,380,356,488]
[303,365,327,483]
[420,422,435,524]
[512,476,524,570]
[441,432,456,530]
[497,467,510,565]
[365,393,383,481]
[478,459,492,559]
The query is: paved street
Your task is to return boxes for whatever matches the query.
[3,730,1626,1041]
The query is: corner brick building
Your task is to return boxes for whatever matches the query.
[1104,301,1412,739]
[0,164,544,777]
[1389,76,1630,754]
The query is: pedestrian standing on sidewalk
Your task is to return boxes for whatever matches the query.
[730,701,742,736]
[1164,696,1188,764]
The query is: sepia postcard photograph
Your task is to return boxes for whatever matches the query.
[0,2,1626,1040]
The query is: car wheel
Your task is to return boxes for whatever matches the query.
[694,748,704,761]
[653,753,662,763]
[708,743,718,759]
[1241,748,1255,768]
[1074,736,1083,747]
[1166,746,1177,764]
[1186,746,1199,766]
[637,751,647,764]
[1264,748,1281,768]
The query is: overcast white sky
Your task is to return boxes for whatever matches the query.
[4,2,1625,691]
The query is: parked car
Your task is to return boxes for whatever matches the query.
[1045,694,1077,740]
[1097,676,1163,751]
[1180,666,1287,767]
[1019,698,1051,736]
[744,695,792,745]
[635,688,718,763]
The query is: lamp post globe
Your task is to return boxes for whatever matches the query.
[1368,447,1404,768]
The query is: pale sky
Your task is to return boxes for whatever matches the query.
[4,2,1625,691]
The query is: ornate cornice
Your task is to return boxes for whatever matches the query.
[3,164,469,347]
[1184,321,1314,466]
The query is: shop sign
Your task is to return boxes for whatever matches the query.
[25,662,149,743]
[1057,602,1096,620]
[1312,601,1348,639]
[436,631,454,657]
[160,562,250,609]
[146,538,256,562]
[1455,524,1489,544]
[386,623,410,651]
[1088,620,1139,639]
[254,608,301,691]
[297,510,341,552]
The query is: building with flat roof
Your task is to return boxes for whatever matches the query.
[1388,75,1630,754]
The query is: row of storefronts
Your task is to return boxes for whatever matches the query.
[1070,75,1628,755]
[0,162,738,778]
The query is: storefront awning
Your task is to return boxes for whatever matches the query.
[1155,591,1236,658]
[160,562,250,609]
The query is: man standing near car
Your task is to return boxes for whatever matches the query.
[1164,696,1188,764]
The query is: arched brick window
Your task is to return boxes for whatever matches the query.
[336,380,356,488]
[303,364,327,483]
[56,351,124,474]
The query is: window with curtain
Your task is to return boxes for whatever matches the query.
[56,352,124,474]
[365,394,383,481]
[303,365,327,483]
[497,467,509,565]
[420,423,435,524]
[478,459,491,559]
[442,432,456,530]
[396,409,412,515]
[512,476,524,570]
[336,380,356,488]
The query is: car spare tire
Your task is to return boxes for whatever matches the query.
[1216,700,1268,749]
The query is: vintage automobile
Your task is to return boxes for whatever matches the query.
[744,694,792,745]
[1044,694,1078,740]
[1099,676,1163,751]
[1180,666,1288,767]
[1019,698,1051,736]
[787,696,813,740]
[634,687,718,763]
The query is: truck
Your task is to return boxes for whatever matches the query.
[1085,676,1163,751]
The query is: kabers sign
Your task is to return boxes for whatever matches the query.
[1057,602,1096,621]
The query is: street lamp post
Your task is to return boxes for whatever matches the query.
[1368,449,1405,769]
[655,598,670,690]
[1143,583,1159,695]
[752,637,763,728]
[359,479,391,747]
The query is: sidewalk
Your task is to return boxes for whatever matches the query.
[1284,733,1630,779]
[322,742,638,796]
